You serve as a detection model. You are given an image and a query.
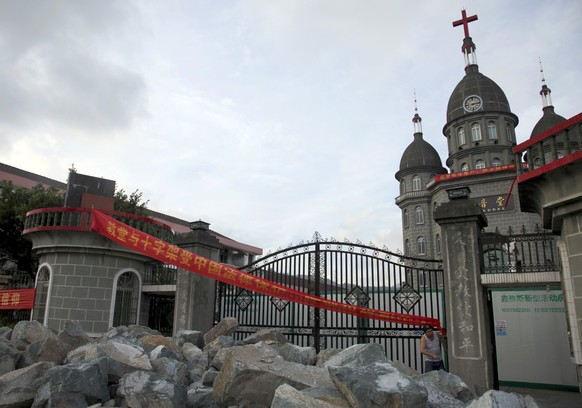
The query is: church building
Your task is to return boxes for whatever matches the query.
[395,9,579,390]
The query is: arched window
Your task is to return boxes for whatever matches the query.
[471,123,482,141]
[457,128,466,145]
[111,270,141,328]
[492,158,502,167]
[417,237,426,255]
[461,163,469,172]
[32,264,53,325]
[475,159,486,169]
[412,175,422,191]
[404,239,410,256]
[400,180,406,194]
[403,209,409,227]
[415,206,424,224]
[506,123,515,142]
[487,121,497,139]
[436,234,441,255]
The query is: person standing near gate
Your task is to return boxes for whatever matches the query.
[420,324,446,372]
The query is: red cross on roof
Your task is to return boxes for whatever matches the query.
[453,9,478,38]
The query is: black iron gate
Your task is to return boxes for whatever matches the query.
[148,295,174,336]
[214,233,444,371]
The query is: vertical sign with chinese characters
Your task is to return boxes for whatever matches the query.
[449,230,482,359]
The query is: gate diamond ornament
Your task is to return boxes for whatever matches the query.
[393,283,421,311]
[234,289,253,311]
[270,297,290,311]
[345,286,371,306]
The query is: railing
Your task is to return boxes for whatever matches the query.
[142,263,178,286]
[480,225,560,274]
[513,112,582,182]
[23,207,175,243]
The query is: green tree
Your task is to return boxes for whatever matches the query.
[0,182,64,275]
[114,189,149,216]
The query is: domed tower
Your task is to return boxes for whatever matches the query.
[395,99,447,258]
[443,10,519,173]
[528,60,573,167]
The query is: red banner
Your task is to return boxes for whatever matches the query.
[0,288,36,310]
[90,210,444,332]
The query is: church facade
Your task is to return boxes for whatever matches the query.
[395,9,579,390]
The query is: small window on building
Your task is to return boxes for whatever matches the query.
[487,121,498,139]
[417,236,426,255]
[112,271,140,327]
[404,239,410,256]
[403,209,409,227]
[400,180,406,194]
[506,123,515,142]
[492,158,502,167]
[471,123,482,141]
[461,163,469,171]
[457,128,466,145]
[32,265,52,325]
[412,175,422,191]
[475,159,486,169]
[415,206,424,224]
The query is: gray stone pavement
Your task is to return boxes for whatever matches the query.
[501,386,581,408]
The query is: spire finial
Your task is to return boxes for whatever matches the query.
[412,89,422,134]
[538,57,553,108]
[453,8,479,69]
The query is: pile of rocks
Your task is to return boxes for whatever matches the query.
[0,318,540,407]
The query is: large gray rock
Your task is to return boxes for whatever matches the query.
[138,335,181,356]
[203,335,235,361]
[328,361,428,408]
[32,359,110,407]
[20,335,73,368]
[270,342,317,365]
[56,320,92,349]
[242,327,289,345]
[151,356,189,385]
[187,384,219,408]
[320,343,388,368]
[418,380,465,408]
[466,390,541,408]
[65,341,152,382]
[272,383,339,408]
[10,320,54,351]
[417,369,475,403]
[203,317,238,346]
[213,342,335,407]
[0,361,54,408]
[174,329,202,348]
[117,370,187,408]
[0,340,19,377]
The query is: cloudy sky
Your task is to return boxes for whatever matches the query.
[0,1,580,254]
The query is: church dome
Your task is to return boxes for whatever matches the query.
[446,65,512,123]
[397,133,446,176]
[530,106,566,138]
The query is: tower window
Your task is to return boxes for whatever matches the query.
[457,128,466,146]
[487,121,498,139]
[400,180,406,194]
[412,175,422,191]
[475,159,486,169]
[417,236,426,255]
[471,123,482,141]
[461,163,469,172]
[404,239,410,256]
[415,206,424,224]
[492,158,502,167]
[506,123,515,142]
[403,209,409,227]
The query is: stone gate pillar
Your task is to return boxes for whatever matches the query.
[434,187,494,394]
[173,221,221,335]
